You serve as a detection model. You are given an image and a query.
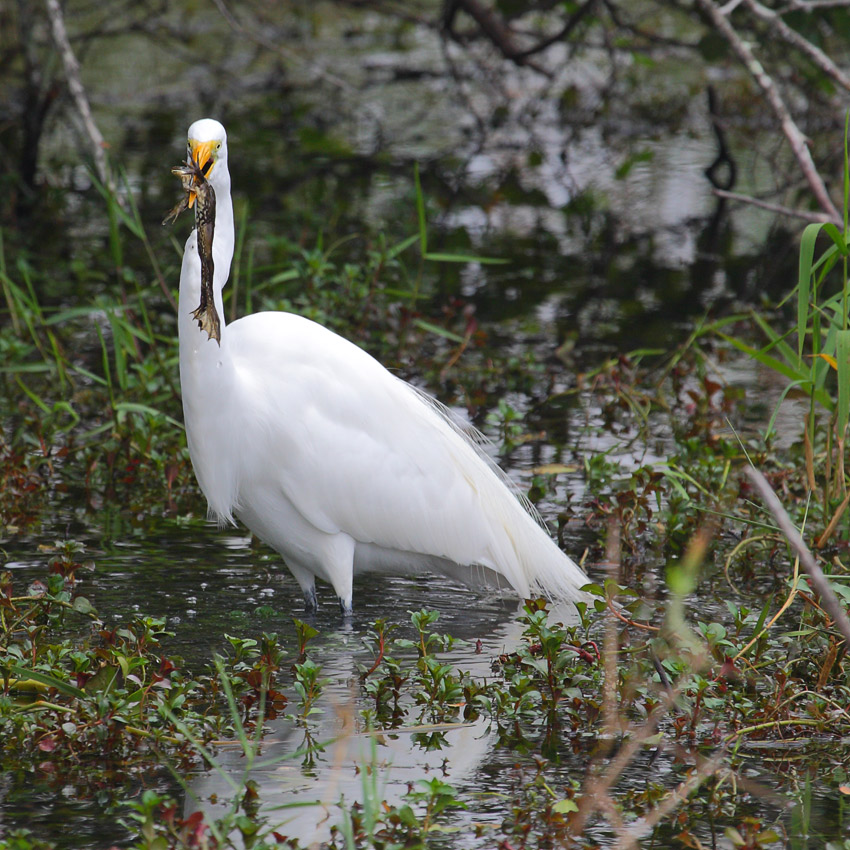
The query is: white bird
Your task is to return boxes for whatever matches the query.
[175,118,589,613]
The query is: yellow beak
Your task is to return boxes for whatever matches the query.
[187,139,216,208]
[191,139,216,175]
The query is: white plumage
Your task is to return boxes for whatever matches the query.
[176,118,589,612]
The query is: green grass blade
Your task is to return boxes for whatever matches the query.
[423,251,509,265]
[104,309,129,392]
[0,363,52,374]
[845,108,849,236]
[716,331,833,410]
[387,233,419,260]
[763,379,806,441]
[750,311,798,364]
[113,402,183,430]
[716,332,802,382]
[821,222,848,255]
[797,222,823,362]
[9,665,86,699]
[414,162,427,255]
[89,169,144,241]
[15,376,51,414]
[837,329,850,438]
[214,657,253,760]
[844,109,849,328]
[412,319,465,343]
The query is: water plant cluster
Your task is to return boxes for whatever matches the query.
[1,559,849,848]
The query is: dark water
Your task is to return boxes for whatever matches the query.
[2,2,847,847]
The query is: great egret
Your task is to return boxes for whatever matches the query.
[175,118,589,613]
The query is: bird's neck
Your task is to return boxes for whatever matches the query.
[176,166,241,523]
[211,172,235,298]
[178,171,234,344]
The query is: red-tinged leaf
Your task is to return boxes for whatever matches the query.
[840,785,850,795]
[184,811,204,829]
[38,736,57,752]
[28,580,47,598]
[718,657,739,679]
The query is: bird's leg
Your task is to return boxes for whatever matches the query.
[288,564,318,613]
[321,534,355,617]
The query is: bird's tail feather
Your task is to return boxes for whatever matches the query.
[406,382,589,603]
[495,497,589,603]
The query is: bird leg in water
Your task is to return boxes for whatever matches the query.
[165,158,221,344]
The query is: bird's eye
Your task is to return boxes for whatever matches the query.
[215,142,222,151]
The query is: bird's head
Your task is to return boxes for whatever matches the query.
[186,118,229,190]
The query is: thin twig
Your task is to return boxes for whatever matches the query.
[513,0,598,61]
[744,0,850,93]
[44,0,113,195]
[443,0,552,76]
[712,189,838,224]
[606,599,660,632]
[602,520,621,740]
[780,0,850,11]
[209,0,384,129]
[815,487,850,548]
[745,467,850,652]
[733,551,801,661]
[613,753,727,850]
[572,691,678,834]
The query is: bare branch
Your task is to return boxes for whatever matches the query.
[745,467,850,652]
[744,0,850,93]
[601,519,621,740]
[44,0,113,194]
[210,0,384,130]
[572,691,678,833]
[513,0,598,61]
[780,0,850,10]
[712,188,838,223]
[695,0,840,222]
[613,754,727,850]
[443,0,552,76]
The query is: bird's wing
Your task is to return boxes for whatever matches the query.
[226,311,529,580]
